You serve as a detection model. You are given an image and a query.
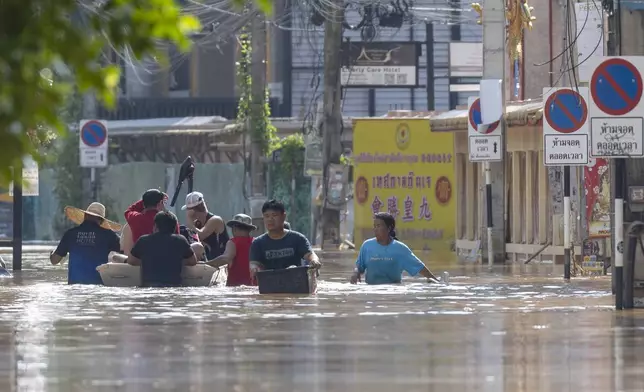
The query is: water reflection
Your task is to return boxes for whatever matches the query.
[0,256,637,391]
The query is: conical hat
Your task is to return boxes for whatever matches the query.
[64,203,122,232]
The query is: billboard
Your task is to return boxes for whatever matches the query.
[341,42,420,87]
[352,118,456,261]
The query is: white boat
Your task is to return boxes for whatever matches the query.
[96,263,228,287]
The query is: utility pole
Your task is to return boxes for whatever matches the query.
[482,0,506,264]
[250,10,267,198]
[245,8,268,230]
[320,0,344,249]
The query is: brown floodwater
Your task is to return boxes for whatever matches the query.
[0,252,639,392]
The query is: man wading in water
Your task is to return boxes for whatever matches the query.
[182,192,229,259]
[249,199,321,279]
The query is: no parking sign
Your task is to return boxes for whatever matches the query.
[588,56,644,158]
[542,87,589,166]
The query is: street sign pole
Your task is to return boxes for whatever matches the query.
[542,87,591,280]
[467,96,502,266]
[587,56,644,309]
[563,166,571,280]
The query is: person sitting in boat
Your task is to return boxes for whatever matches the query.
[349,212,440,285]
[207,213,257,287]
[126,210,197,287]
[125,189,179,244]
[117,223,205,262]
[249,199,321,279]
[50,202,122,285]
[182,192,229,259]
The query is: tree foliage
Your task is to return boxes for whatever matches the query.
[0,0,201,186]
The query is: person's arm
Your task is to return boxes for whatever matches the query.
[126,238,144,266]
[207,240,236,268]
[297,234,321,269]
[50,231,70,265]
[249,239,264,274]
[350,246,366,284]
[181,238,197,266]
[192,215,224,241]
[109,231,121,253]
[120,224,134,257]
[399,244,439,281]
[124,200,145,222]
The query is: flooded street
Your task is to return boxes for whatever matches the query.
[0,253,638,391]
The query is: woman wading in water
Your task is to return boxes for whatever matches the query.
[350,212,440,285]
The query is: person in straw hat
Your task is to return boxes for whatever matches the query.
[50,202,122,285]
[207,213,257,287]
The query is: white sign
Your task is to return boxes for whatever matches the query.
[575,2,604,82]
[341,66,416,86]
[587,56,644,158]
[590,117,644,157]
[467,96,503,162]
[544,134,589,165]
[469,136,502,161]
[9,156,39,197]
[542,87,590,166]
[79,119,109,168]
[449,42,482,77]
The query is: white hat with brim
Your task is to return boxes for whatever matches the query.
[181,191,205,210]
[64,202,122,232]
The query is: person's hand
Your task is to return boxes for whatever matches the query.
[349,272,361,284]
[308,259,322,269]
[250,265,260,280]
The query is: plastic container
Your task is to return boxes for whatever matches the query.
[256,266,317,294]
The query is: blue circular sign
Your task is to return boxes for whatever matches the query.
[544,89,587,134]
[81,120,107,147]
[590,58,643,116]
[468,98,499,134]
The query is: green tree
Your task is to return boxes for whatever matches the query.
[0,0,204,185]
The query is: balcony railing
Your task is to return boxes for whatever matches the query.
[96,97,284,121]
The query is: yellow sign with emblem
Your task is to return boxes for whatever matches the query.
[353,118,456,262]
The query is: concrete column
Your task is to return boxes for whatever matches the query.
[482,0,507,263]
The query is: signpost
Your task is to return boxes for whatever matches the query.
[79,119,108,201]
[588,56,644,309]
[588,57,644,158]
[79,120,109,168]
[467,97,502,162]
[542,87,591,280]
[542,87,590,166]
[9,157,39,197]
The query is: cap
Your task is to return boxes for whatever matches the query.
[181,192,205,210]
[142,189,166,207]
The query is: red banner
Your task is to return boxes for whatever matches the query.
[584,159,610,238]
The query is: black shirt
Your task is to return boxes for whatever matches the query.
[202,212,230,259]
[131,232,194,287]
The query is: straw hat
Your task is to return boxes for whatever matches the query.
[64,202,122,232]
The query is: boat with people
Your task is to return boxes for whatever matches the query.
[97,252,227,287]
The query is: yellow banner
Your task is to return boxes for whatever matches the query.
[353,119,456,262]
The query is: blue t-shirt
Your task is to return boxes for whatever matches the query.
[54,221,121,284]
[356,238,426,285]
[250,230,313,270]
